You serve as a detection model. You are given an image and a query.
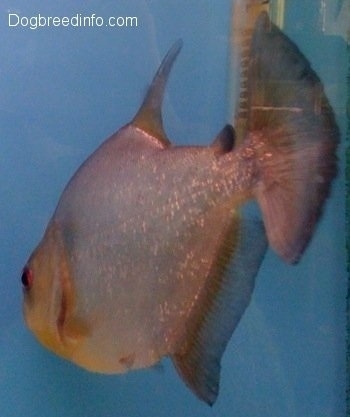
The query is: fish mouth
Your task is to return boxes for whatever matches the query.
[54,274,91,352]
[26,309,69,358]
[56,289,68,343]
[33,292,76,360]
[34,289,86,360]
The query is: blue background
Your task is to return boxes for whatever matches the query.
[0,0,347,416]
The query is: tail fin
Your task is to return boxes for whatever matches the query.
[242,13,339,263]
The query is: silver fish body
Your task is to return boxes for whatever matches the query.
[22,13,339,405]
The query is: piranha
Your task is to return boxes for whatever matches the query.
[21,13,338,405]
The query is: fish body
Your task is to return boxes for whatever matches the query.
[24,119,259,370]
[22,13,339,405]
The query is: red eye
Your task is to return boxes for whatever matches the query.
[21,267,33,289]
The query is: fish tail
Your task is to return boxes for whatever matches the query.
[242,12,339,263]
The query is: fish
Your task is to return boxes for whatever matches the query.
[21,12,339,406]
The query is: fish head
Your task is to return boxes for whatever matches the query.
[21,221,87,360]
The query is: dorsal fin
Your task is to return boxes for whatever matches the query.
[211,125,236,155]
[132,40,183,146]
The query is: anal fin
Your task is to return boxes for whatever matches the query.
[171,216,267,405]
